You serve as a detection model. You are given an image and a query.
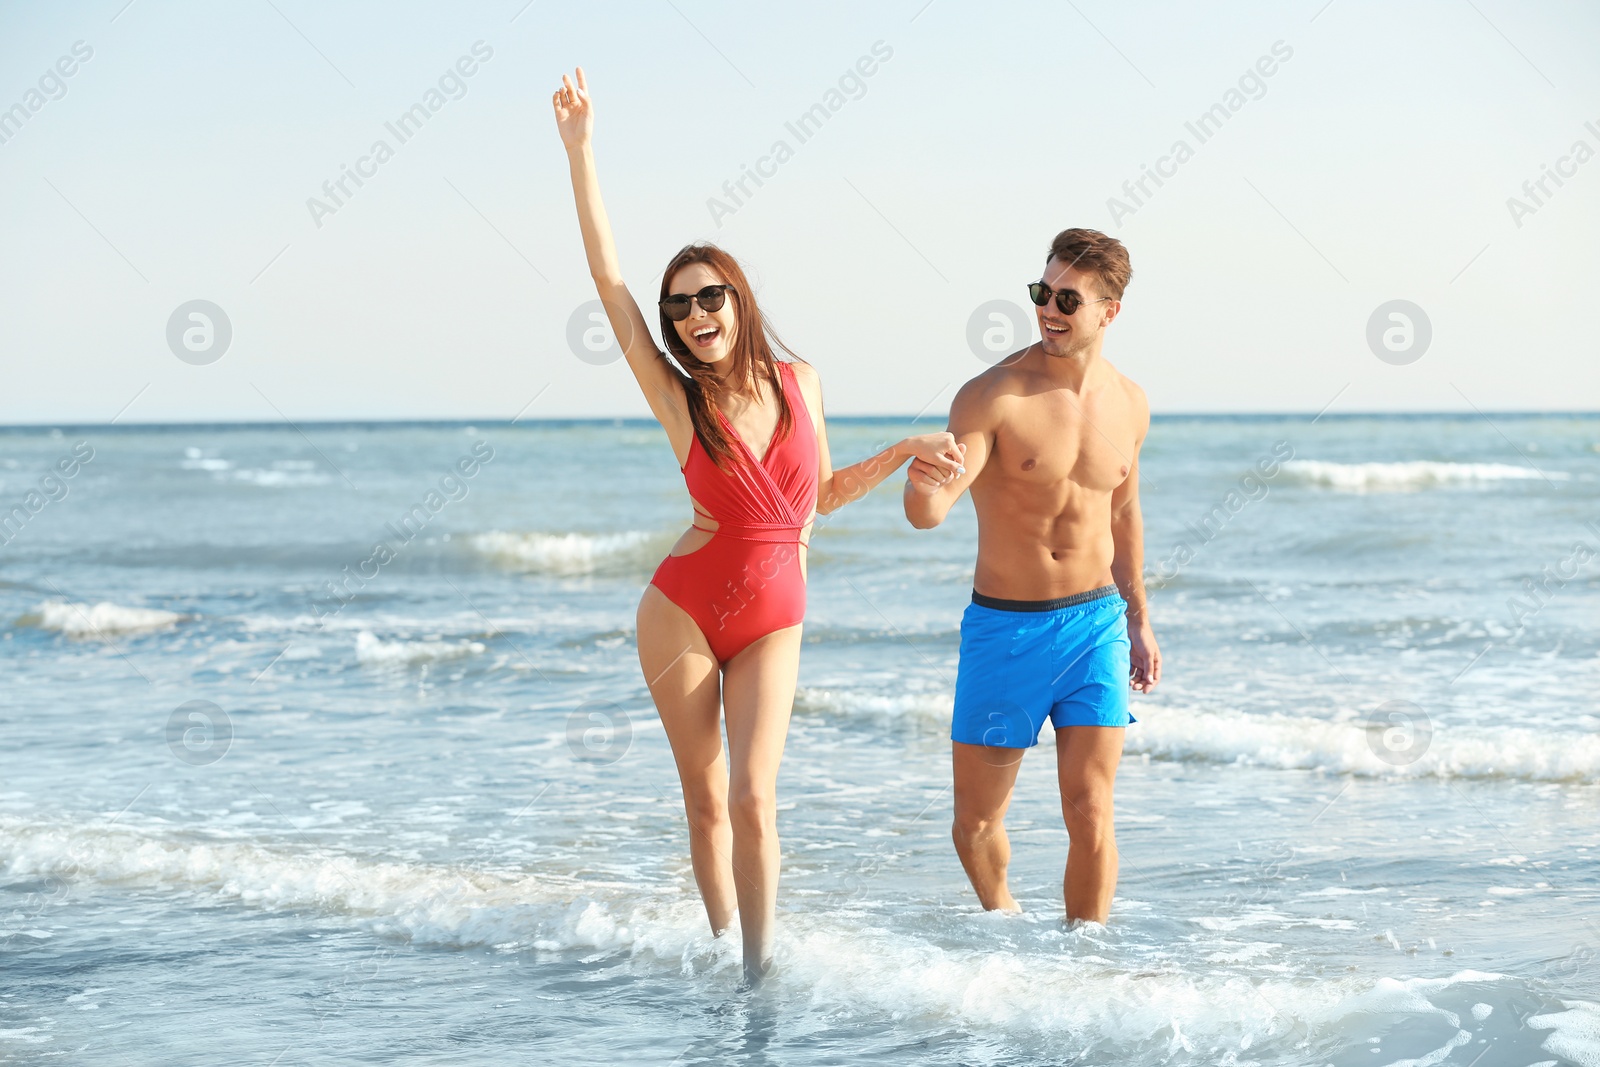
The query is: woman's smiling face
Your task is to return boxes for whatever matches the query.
[667,262,737,365]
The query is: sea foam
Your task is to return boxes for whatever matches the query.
[0,814,1533,1058]
[1281,460,1564,491]
[1125,705,1600,782]
[354,631,486,667]
[796,687,1600,783]
[23,600,183,638]
[468,530,660,575]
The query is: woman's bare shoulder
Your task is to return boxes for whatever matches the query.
[785,359,824,422]
[786,358,819,387]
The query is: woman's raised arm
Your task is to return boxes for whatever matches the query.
[553,67,693,461]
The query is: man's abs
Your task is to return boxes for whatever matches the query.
[969,493,1116,600]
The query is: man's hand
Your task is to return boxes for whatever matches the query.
[906,443,964,495]
[901,432,964,477]
[1129,623,1160,693]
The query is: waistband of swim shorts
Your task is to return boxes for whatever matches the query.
[970,585,1120,613]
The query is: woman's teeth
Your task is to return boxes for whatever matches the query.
[692,326,719,346]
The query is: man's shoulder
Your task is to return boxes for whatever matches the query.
[1103,361,1150,422]
[953,359,1027,411]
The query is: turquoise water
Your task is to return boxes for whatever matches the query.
[2,414,1598,1065]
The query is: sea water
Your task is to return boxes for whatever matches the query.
[2,414,1597,1066]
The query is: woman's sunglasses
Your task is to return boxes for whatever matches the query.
[659,284,734,321]
[1027,280,1111,317]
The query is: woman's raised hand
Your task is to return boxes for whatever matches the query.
[552,67,592,149]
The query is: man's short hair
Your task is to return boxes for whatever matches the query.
[1047,228,1132,302]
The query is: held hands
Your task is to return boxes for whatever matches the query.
[552,66,592,149]
[905,435,965,495]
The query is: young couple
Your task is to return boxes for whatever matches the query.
[553,68,1161,984]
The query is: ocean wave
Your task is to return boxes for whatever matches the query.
[180,449,328,486]
[1281,460,1564,491]
[1127,706,1600,782]
[468,530,662,575]
[794,686,953,720]
[0,814,579,946]
[20,600,183,638]
[796,687,1600,783]
[229,466,332,488]
[355,631,486,667]
[0,814,1532,1057]
[180,446,230,472]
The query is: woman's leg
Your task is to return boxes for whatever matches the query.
[637,584,735,935]
[720,622,803,982]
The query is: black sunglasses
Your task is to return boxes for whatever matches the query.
[659,284,734,321]
[1028,280,1111,317]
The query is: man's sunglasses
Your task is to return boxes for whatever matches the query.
[1027,281,1111,317]
[659,284,734,321]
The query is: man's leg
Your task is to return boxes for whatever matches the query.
[951,742,1025,911]
[1054,725,1125,924]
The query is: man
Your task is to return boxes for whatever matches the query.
[903,228,1159,925]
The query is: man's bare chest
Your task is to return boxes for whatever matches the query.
[990,419,1132,494]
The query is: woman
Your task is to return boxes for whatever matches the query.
[553,67,962,983]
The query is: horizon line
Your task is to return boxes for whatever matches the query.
[2,410,1599,433]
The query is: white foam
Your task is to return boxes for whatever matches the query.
[1203,941,1282,963]
[0,814,1519,1055]
[230,467,332,488]
[468,530,660,575]
[1281,460,1564,491]
[0,1028,50,1044]
[355,632,485,667]
[0,814,579,946]
[794,686,953,720]
[24,600,183,638]
[1126,705,1600,784]
[1528,1001,1600,1067]
[797,687,1600,783]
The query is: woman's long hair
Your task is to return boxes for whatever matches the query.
[658,243,797,471]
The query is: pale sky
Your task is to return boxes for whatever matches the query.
[3,0,1596,424]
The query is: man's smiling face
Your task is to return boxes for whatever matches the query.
[1035,259,1115,360]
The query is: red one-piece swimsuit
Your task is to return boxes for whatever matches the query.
[649,360,820,664]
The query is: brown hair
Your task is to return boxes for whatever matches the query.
[658,243,797,471]
[1046,228,1133,302]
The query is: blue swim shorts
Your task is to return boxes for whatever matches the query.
[951,585,1136,749]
